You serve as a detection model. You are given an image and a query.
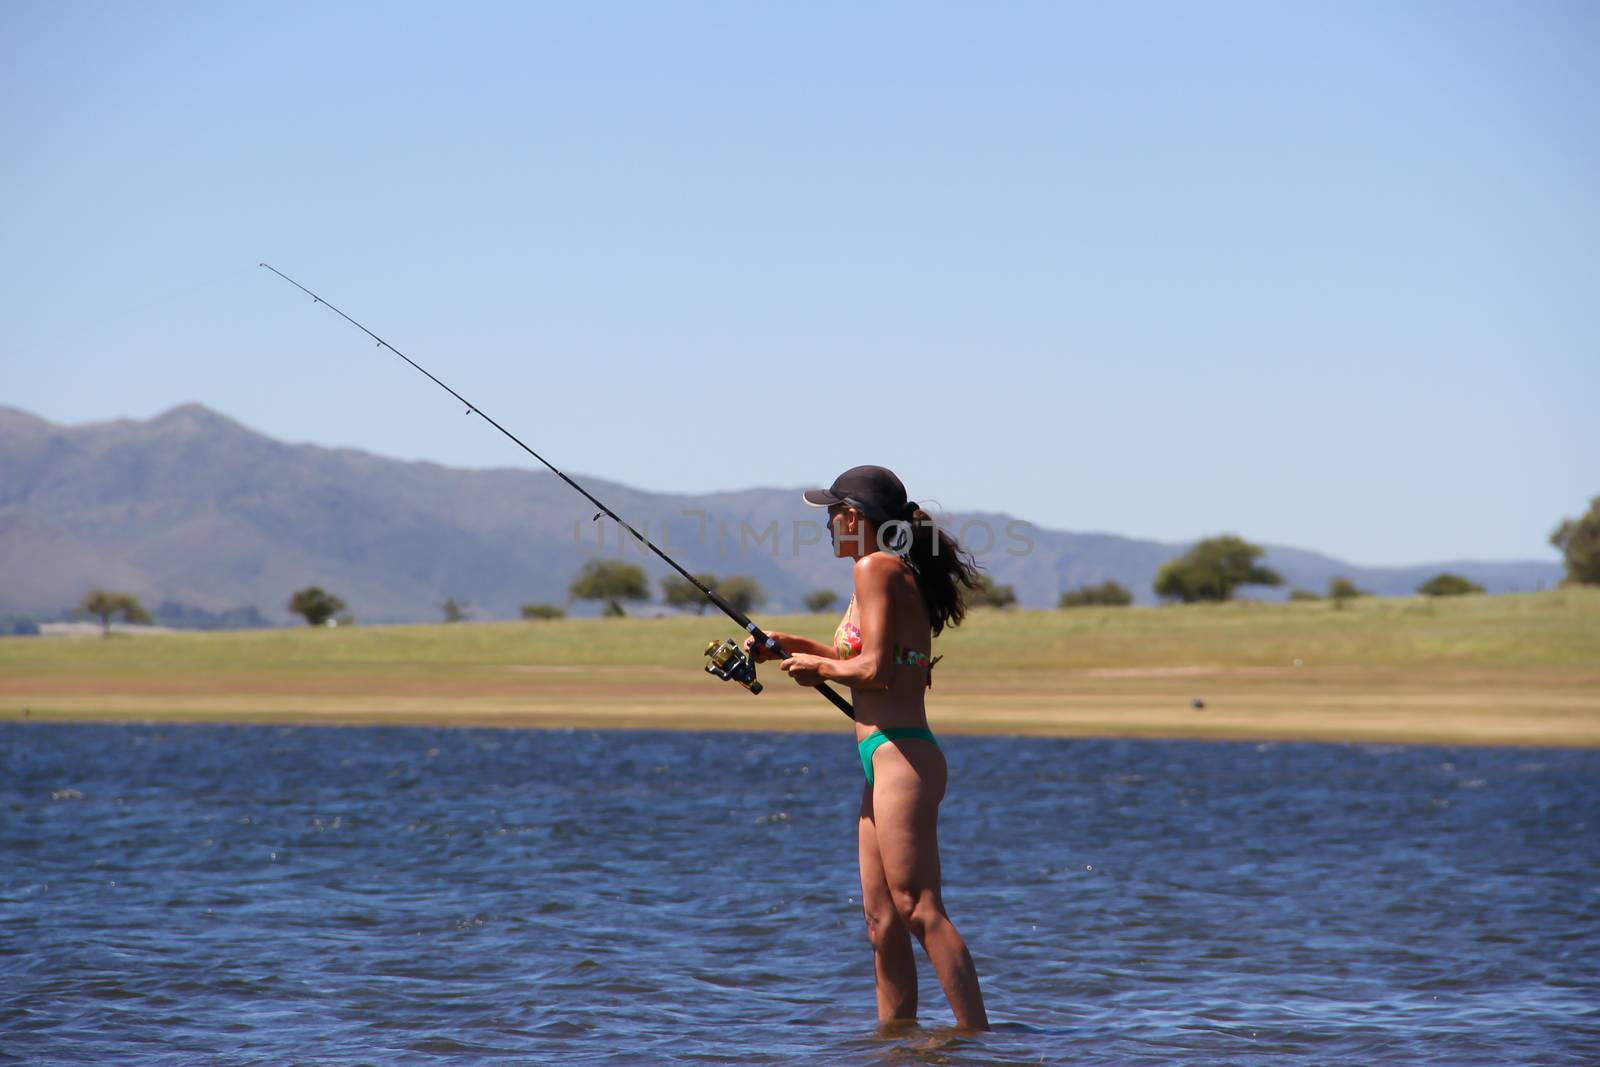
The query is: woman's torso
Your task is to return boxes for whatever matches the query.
[834,557,937,739]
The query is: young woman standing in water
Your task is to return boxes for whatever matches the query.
[746,465,989,1030]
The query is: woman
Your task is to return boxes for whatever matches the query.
[746,465,989,1030]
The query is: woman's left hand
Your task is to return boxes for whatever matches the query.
[780,653,827,687]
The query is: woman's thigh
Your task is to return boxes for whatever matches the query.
[858,782,895,912]
[868,740,947,897]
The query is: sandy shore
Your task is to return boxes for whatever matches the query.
[5,664,1597,747]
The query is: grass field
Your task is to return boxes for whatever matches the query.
[3,588,1597,746]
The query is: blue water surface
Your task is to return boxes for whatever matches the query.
[2,724,1597,1065]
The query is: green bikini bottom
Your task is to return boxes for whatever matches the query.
[857,727,940,787]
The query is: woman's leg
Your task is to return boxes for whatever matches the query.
[858,781,919,1021]
[869,740,989,1030]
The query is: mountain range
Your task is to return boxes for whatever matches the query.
[0,404,1564,625]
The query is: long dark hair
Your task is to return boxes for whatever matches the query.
[886,506,983,637]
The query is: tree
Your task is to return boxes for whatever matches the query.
[1059,580,1133,608]
[661,573,717,614]
[967,575,1017,609]
[803,589,840,613]
[521,603,565,620]
[440,597,472,623]
[288,586,347,627]
[1417,572,1483,597]
[569,561,650,617]
[79,589,151,636]
[716,575,766,614]
[1288,589,1322,602]
[1550,497,1600,586]
[1153,535,1283,603]
[1327,577,1367,602]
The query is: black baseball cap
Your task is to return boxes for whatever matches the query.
[803,465,915,523]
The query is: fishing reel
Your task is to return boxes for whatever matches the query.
[704,638,763,695]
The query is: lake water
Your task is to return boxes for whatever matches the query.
[2,724,1596,1065]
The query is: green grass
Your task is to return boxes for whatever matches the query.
[935,587,1600,671]
[5,588,1594,674]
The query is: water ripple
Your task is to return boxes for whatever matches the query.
[2,725,1597,1064]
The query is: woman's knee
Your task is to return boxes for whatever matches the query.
[893,890,946,939]
[862,901,907,950]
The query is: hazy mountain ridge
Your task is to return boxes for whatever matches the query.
[0,405,1564,624]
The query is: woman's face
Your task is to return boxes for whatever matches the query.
[829,504,863,558]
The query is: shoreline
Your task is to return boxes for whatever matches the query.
[9,714,1596,750]
[5,591,1597,748]
[8,666,1597,749]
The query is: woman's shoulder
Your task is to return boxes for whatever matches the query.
[854,551,915,583]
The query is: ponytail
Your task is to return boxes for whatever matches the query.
[892,503,982,636]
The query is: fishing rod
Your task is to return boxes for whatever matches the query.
[260,263,855,721]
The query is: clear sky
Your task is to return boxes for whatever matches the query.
[3,1,1595,566]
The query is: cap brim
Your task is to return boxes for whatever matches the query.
[803,488,844,507]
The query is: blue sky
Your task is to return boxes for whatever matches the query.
[3,1,1595,566]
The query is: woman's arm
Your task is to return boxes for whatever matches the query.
[747,631,837,662]
[812,555,897,689]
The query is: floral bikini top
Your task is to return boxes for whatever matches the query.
[834,595,940,687]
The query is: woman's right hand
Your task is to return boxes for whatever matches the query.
[744,633,782,663]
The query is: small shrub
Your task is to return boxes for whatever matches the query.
[661,574,716,614]
[79,589,152,636]
[288,587,346,627]
[1327,577,1367,601]
[1417,573,1484,597]
[716,576,766,614]
[1059,581,1133,608]
[968,575,1017,609]
[521,604,565,620]
[803,590,840,613]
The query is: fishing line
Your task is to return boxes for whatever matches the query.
[259,262,855,720]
